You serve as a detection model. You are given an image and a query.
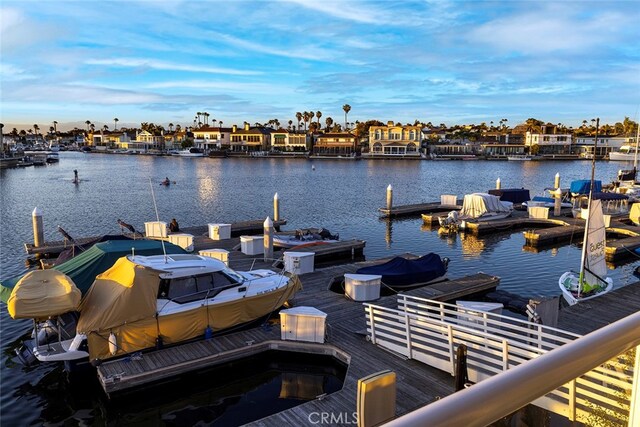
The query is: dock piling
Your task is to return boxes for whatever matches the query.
[32,207,44,248]
[554,173,560,189]
[263,217,274,262]
[496,178,501,190]
[273,193,279,222]
[386,185,393,210]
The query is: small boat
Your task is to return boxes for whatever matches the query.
[175,147,204,157]
[161,179,171,186]
[559,119,614,306]
[438,193,513,230]
[273,228,339,249]
[354,253,449,290]
[9,254,301,367]
[608,145,638,161]
[522,188,573,209]
[507,154,533,161]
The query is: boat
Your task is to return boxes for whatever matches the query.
[273,228,339,249]
[507,154,533,161]
[608,145,638,161]
[9,254,301,367]
[522,188,573,209]
[559,119,614,306]
[354,253,449,290]
[174,147,204,157]
[46,153,59,163]
[438,193,513,230]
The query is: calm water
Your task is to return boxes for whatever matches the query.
[1,152,639,425]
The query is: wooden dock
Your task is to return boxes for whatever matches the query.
[96,252,500,425]
[378,201,459,218]
[24,219,288,256]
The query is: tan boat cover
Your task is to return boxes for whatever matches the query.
[7,270,81,320]
[77,258,302,361]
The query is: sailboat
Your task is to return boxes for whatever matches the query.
[559,118,614,305]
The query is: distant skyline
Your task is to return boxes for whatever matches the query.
[1,0,639,131]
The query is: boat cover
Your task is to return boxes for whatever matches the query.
[355,253,446,287]
[487,188,530,204]
[77,257,303,361]
[460,193,511,218]
[0,240,186,304]
[570,180,602,195]
[7,270,81,320]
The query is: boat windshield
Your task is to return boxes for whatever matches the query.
[221,267,245,284]
[159,270,244,304]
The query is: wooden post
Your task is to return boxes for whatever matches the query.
[496,178,501,190]
[263,217,273,262]
[273,193,280,222]
[554,188,562,217]
[32,207,44,247]
[554,173,560,189]
[386,184,393,211]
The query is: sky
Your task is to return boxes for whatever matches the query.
[1,0,639,132]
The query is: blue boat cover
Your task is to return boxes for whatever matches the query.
[488,188,530,204]
[0,240,186,303]
[570,180,602,195]
[355,253,447,288]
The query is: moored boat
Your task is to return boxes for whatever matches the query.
[438,193,513,230]
[273,228,339,249]
[354,253,449,290]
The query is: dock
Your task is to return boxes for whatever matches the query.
[378,201,459,218]
[96,251,500,423]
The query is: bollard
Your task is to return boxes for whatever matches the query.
[386,184,393,211]
[273,193,280,222]
[554,173,560,189]
[553,188,562,217]
[496,178,501,190]
[32,207,44,247]
[263,217,274,262]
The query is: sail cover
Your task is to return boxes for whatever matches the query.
[7,270,81,320]
[460,193,511,218]
[581,199,607,291]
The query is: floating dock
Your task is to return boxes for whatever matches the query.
[378,201,460,218]
[96,252,499,412]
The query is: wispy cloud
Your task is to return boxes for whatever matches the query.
[85,58,261,76]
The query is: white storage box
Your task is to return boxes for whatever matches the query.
[440,194,457,206]
[283,251,315,275]
[145,221,168,238]
[168,233,194,252]
[456,301,504,327]
[240,235,263,256]
[528,206,549,219]
[344,273,382,301]
[199,248,229,265]
[280,306,327,343]
[208,223,231,240]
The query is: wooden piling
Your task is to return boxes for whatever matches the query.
[263,217,273,262]
[32,207,44,248]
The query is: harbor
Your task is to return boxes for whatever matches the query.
[2,153,640,426]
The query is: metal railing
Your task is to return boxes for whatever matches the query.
[363,296,638,426]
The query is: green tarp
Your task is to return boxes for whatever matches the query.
[0,240,186,303]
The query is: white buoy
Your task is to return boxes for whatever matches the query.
[32,207,44,248]
[496,178,501,190]
[263,217,274,262]
[273,193,280,222]
[108,332,117,356]
[312,165,316,171]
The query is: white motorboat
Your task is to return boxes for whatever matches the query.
[273,228,339,249]
[522,188,573,209]
[9,254,301,367]
[507,154,533,161]
[438,193,513,231]
[559,119,614,306]
[608,145,638,161]
[174,147,204,157]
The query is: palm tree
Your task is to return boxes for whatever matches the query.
[196,112,202,127]
[53,121,58,134]
[114,118,119,131]
[204,112,209,126]
[90,123,95,133]
[85,120,91,131]
[325,117,334,130]
[303,112,311,131]
[288,120,293,130]
[103,125,109,132]
[316,111,322,128]
[295,112,302,130]
[175,124,182,132]
[342,104,351,130]
[33,124,40,138]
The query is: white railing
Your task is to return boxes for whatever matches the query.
[364,295,635,424]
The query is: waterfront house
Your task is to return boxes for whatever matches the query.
[271,129,309,152]
[229,123,272,153]
[192,126,232,151]
[574,136,631,158]
[367,121,422,157]
[525,125,572,156]
[313,132,358,156]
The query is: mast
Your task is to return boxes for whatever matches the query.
[579,117,599,293]
[634,119,639,174]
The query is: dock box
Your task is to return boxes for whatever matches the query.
[240,235,263,256]
[168,233,194,252]
[283,251,315,275]
[208,223,231,240]
[199,248,229,265]
[528,206,549,219]
[440,194,458,206]
[144,221,168,238]
[456,301,503,328]
[280,306,327,343]
[344,273,382,301]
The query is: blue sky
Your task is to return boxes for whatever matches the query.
[1,0,639,131]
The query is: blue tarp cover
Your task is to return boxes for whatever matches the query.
[570,180,602,195]
[356,253,446,288]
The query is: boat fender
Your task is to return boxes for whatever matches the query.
[204,326,213,339]
[155,335,164,350]
[108,332,117,356]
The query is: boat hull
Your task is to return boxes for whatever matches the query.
[558,271,613,306]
